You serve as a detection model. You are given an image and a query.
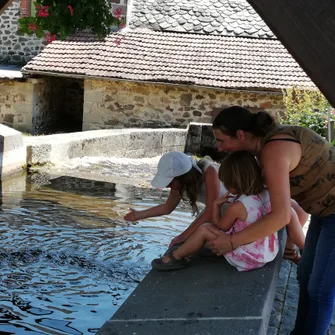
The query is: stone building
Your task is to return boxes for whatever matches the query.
[1,0,314,134]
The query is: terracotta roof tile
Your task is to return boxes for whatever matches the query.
[23,30,314,90]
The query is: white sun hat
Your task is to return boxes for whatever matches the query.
[151,152,202,188]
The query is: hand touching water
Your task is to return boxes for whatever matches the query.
[124,208,138,221]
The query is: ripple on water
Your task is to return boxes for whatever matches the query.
[0,177,194,334]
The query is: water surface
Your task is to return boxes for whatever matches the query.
[0,176,193,334]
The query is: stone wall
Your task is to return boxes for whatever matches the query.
[83,79,285,130]
[0,0,44,65]
[0,77,83,134]
[0,79,34,132]
[31,78,56,134]
[0,78,57,134]
[1,76,285,134]
[0,78,53,133]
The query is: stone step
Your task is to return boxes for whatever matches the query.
[97,229,287,335]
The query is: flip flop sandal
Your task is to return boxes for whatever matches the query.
[151,251,187,271]
[283,248,301,265]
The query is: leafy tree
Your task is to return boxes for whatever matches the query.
[18,0,125,42]
[281,87,334,138]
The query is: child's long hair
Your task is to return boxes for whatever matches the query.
[219,151,265,196]
[175,164,203,215]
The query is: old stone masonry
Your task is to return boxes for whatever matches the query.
[0,0,44,64]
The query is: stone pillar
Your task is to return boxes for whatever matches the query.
[185,122,203,154]
[0,123,26,178]
[185,122,228,161]
[1,173,27,208]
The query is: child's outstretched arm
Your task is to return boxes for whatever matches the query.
[124,189,181,221]
[214,201,247,232]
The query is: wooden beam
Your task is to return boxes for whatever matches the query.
[0,0,14,15]
[246,0,335,107]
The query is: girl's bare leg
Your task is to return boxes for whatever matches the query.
[161,224,221,263]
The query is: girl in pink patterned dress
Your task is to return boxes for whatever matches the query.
[152,151,305,272]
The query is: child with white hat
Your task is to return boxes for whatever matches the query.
[124,151,228,249]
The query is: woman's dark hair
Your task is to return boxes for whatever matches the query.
[219,151,265,196]
[175,165,203,215]
[212,106,276,137]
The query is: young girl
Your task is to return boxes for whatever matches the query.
[124,151,229,248]
[152,151,306,272]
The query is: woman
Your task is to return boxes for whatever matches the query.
[124,151,228,248]
[208,106,335,335]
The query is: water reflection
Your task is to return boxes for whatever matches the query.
[0,175,194,334]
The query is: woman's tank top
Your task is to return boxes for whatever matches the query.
[263,125,335,217]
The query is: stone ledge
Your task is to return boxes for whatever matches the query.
[97,229,287,335]
[24,128,188,164]
[23,122,225,166]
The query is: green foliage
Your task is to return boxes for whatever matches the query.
[280,87,334,138]
[18,0,124,42]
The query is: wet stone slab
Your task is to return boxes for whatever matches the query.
[97,243,285,335]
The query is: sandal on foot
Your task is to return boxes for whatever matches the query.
[197,246,216,257]
[151,251,186,271]
[163,242,184,256]
[283,248,301,265]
